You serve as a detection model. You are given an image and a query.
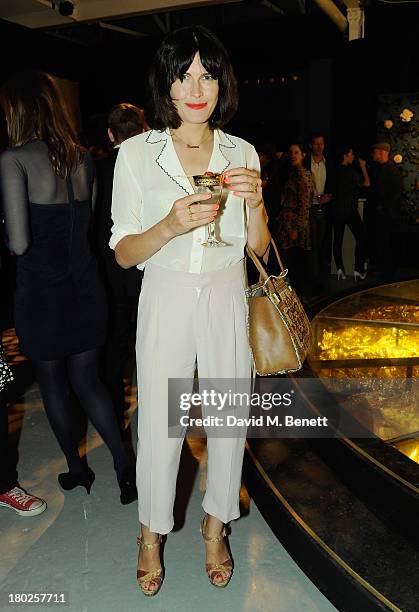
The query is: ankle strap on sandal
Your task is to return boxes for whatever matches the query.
[137,535,161,550]
[200,518,227,543]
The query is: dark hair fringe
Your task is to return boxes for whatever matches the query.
[336,144,354,163]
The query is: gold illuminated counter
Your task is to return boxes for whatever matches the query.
[244,280,419,612]
[308,280,419,463]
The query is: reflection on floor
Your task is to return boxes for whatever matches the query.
[308,280,419,463]
[0,337,336,612]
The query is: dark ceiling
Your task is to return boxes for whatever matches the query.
[0,0,418,149]
[41,0,318,46]
[28,0,419,65]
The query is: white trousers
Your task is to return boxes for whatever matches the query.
[135,260,252,534]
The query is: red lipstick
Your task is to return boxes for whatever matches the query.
[186,103,207,110]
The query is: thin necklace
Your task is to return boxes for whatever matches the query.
[170,129,213,149]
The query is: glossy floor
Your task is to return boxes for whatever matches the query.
[0,367,336,612]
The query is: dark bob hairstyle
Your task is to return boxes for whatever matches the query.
[335,144,353,164]
[147,25,238,130]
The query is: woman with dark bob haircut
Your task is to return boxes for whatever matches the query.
[0,71,136,505]
[148,25,238,130]
[110,25,270,596]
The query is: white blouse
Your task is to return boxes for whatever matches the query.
[109,128,260,274]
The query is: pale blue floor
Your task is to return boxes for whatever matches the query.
[0,374,337,612]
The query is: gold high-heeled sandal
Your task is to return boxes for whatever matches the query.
[136,535,164,597]
[200,515,233,588]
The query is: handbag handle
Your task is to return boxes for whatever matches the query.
[246,237,287,282]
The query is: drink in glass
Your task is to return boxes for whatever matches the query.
[192,173,227,247]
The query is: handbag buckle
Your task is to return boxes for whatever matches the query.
[263,272,288,304]
[263,271,288,288]
[266,270,288,282]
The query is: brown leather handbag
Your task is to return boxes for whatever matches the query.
[245,239,312,376]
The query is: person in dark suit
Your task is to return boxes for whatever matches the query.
[257,142,284,232]
[304,132,335,295]
[364,141,404,279]
[93,104,145,426]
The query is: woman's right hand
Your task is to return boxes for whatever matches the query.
[164,192,219,238]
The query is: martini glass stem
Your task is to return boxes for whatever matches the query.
[207,220,217,243]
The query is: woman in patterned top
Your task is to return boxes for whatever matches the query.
[277,143,314,299]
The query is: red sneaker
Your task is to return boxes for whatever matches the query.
[0,486,47,516]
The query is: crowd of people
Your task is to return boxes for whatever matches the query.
[257,134,405,301]
[0,21,407,599]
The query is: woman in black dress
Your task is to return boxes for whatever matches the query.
[332,145,370,280]
[0,71,135,503]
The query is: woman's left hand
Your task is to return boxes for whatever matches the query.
[223,167,262,209]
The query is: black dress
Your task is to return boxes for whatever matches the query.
[332,164,365,273]
[0,140,107,360]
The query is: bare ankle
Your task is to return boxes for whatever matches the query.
[205,514,224,534]
[140,524,160,544]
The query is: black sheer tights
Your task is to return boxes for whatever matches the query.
[32,348,128,477]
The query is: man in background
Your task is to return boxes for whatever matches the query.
[305,132,334,295]
[365,141,403,279]
[93,103,145,427]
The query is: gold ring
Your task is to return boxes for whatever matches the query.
[254,184,258,193]
[188,205,193,221]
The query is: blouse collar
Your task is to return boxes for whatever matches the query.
[146,128,236,195]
